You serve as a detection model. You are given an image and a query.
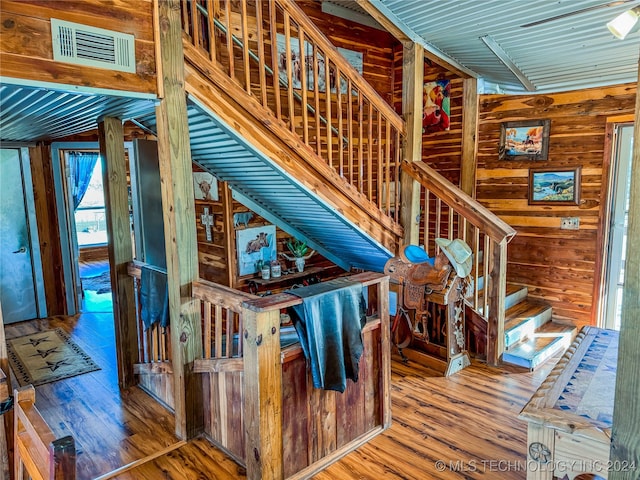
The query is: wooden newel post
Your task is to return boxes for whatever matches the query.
[242,302,284,480]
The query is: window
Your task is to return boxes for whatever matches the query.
[74,156,107,246]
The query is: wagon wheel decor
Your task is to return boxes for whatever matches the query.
[528,442,552,464]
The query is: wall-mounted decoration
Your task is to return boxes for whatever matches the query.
[528,167,581,205]
[200,207,214,242]
[276,33,362,94]
[233,211,254,229]
[500,119,550,161]
[236,225,277,276]
[193,171,219,201]
[423,79,450,133]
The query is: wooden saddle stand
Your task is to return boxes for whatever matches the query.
[384,242,471,376]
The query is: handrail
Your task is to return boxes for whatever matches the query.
[402,161,517,244]
[180,0,405,222]
[401,160,516,365]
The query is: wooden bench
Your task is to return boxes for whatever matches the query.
[14,385,76,480]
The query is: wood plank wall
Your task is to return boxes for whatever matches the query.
[392,53,465,184]
[0,0,156,94]
[297,0,397,107]
[476,83,636,327]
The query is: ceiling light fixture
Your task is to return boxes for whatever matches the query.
[607,6,640,39]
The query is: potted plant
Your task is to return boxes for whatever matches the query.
[280,238,315,272]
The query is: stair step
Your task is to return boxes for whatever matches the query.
[468,282,528,315]
[504,299,553,349]
[502,322,577,370]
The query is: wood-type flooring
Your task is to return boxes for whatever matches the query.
[4,279,560,479]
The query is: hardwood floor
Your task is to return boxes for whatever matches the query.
[5,306,560,479]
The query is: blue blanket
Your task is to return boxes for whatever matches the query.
[140,265,169,330]
[287,277,366,393]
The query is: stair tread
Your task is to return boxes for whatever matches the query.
[504,299,552,332]
[502,323,576,369]
[468,282,527,307]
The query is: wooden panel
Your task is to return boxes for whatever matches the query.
[0,1,156,95]
[29,144,66,316]
[282,355,310,477]
[477,83,636,327]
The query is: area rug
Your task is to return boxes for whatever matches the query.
[7,328,101,387]
[81,270,111,294]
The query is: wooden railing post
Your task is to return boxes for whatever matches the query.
[486,240,508,365]
[156,0,203,439]
[400,41,424,246]
[241,301,283,480]
[98,117,138,389]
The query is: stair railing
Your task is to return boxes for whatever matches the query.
[402,161,517,365]
[180,0,404,222]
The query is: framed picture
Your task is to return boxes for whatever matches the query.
[528,167,581,205]
[423,79,450,133]
[499,119,550,161]
[193,171,219,201]
[236,225,277,276]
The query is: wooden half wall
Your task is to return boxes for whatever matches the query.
[477,83,636,327]
[0,0,156,95]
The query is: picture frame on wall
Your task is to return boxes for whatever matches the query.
[528,167,581,206]
[236,225,277,276]
[499,119,551,161]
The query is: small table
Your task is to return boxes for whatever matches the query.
[519,326,617,480]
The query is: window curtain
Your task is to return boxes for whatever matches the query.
[69,151,99,210]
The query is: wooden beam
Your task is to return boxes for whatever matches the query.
[98,117,138,389]
[242,303,284,480]
[609,59,640,479]
[460,78,478,198]
[155,0,203,440]
[400,41,423,246]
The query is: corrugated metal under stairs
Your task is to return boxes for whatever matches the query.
[134,95,394,273]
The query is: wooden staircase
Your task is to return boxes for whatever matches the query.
[467,281,576,370]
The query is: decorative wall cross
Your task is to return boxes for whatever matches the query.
[200,207,214,242]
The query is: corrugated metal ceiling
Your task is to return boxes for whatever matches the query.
[329,0,640,93]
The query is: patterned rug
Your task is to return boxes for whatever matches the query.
[7,328,101,387]
[81,270,112,294]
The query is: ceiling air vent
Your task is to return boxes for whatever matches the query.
[51,18,136,73]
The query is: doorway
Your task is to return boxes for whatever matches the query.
[603,124,633,330]
[0,147,47,323]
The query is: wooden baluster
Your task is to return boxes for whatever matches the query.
[299,30,309,146]
[474,226,480,311]
[313,44,321,156]
[215,304,223,358]
[225,307,233,357]
[367,100,373,201]
[204,300,212,359]
[237,312,243,357]
[424,188,430,252]
[255,0,267,107]
[224,0,234,79]
[357,90,363,193]
[336,67,344,175]
[283,13,295,134]
[377,109,383,210]
[448,203,454,239]
[324,53,332,166]
[435,197,442,240]
[385,119,391,215]
[240,0,251,94]
[394,128,401,223]
[208,0,217,65]
[192,0,201,49]
[269,1,281,120]
[483,235,490,322]
[347,78,353,185]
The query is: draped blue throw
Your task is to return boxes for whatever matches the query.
[287,277,366,393]
[69,151,99,210]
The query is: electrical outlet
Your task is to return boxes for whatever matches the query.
[560,217,580,230]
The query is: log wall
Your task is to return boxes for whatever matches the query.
[477,83,636,327]
[0,0,156,95]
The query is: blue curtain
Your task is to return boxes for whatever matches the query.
[69,151,99,210]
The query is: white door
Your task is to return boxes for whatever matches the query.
[604,125,633,330]
[0,148,45,323]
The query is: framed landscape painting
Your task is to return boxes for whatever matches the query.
[528,167,581,205]
[499,119,550,161]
